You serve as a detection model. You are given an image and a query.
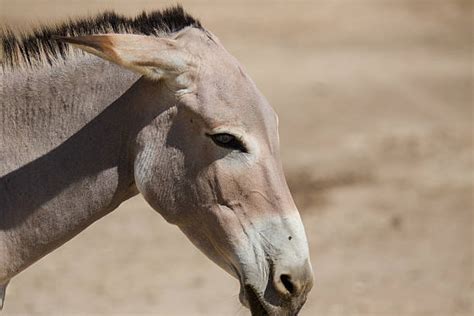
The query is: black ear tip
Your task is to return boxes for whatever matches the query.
[51,35,68,42]
[49,36,90,48]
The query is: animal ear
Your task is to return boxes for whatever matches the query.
[54,34,195,87]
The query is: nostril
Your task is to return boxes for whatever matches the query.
[280,274,295,295]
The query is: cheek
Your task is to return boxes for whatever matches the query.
[134,143,188,223]
[178,221,239,277]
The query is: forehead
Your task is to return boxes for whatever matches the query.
[180,29,277,132]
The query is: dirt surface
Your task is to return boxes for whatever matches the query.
[1,0,472,315]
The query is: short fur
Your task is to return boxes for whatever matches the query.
[0,11,313,314]
[0,5,201,69]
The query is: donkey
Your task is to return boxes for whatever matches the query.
[0,7,313,315]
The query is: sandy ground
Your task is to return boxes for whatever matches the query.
[1,0,472,315]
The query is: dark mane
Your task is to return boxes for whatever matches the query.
[1,5,202,69]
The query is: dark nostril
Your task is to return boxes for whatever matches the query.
[280,274,295,295]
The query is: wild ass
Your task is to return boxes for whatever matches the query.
[0,7,313,315]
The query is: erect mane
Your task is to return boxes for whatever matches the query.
[0,5,202,69]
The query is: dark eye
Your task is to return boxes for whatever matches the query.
[208,133,247,153]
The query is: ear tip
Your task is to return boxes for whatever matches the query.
[50,35,97,48]
[51,35,90,43]
[51,35,70,42]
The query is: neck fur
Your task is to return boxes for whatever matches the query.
[0,55,141,283]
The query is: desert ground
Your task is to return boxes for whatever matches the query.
[0,0,472,315]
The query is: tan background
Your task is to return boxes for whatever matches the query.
[1,0,472,315]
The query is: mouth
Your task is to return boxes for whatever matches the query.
[242,283,306,316]
[244,285,270,316]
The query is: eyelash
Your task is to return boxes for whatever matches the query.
[207,133,248,153]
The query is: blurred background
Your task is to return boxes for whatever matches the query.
[1,0,472,315]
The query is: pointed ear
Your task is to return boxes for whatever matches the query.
[54,34,195,86]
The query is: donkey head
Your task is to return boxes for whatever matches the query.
[61,26,313,315]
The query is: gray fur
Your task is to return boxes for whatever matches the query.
[0,24,313,315]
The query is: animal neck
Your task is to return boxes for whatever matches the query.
[1,56,141,171]
[0,56,142,282]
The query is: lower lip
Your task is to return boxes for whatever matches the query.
[244,285,269,315]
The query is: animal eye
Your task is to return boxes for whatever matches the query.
[208,133,247,153]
